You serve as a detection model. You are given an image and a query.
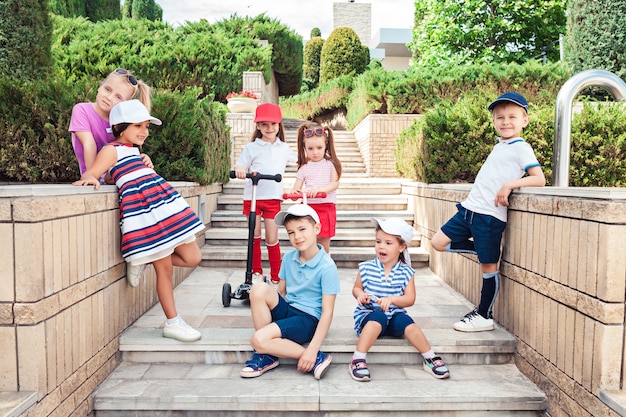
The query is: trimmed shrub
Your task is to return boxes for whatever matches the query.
[0,0,52,80]
[303,36,324,90]
[319,27,369,84]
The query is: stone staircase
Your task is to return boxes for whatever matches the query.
[91,123,548,416]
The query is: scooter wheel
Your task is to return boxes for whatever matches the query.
[222,282,232,307]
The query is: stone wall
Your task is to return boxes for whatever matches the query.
[0,183,221,416]
[353,114,421,177]
[404,182,626,417]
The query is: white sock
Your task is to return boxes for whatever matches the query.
[166,316,180,325]
[352,351,367,360]
[422,349,435,360]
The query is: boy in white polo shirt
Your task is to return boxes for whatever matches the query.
[431,92,546,332]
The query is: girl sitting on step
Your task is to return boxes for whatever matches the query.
[350,218,450,382]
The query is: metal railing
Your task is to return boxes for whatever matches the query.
[553,69,626,186]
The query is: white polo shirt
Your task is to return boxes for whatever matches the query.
[236,138,298,200]
[461,137,540,222]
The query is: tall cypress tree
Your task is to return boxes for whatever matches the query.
[86,0,121,21]
[0,0,52,80]
[564,0,626,79]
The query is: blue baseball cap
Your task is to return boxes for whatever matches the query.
[488,92,529,113]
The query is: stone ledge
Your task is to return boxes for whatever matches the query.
[0,391,37,417]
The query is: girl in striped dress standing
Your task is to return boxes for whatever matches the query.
[349,218,450,382]
[291,124,342,254]
[73,100,204,343]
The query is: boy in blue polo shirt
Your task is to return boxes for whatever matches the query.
[240,203,340,379]
[431,92,546,332]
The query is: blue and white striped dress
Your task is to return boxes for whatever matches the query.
[353,257,415,335]
[109,143,205,265]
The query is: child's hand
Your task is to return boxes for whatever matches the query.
[297,346,318,373]
[357,292,372,306]
[376,297,393,312]
[140,153,154,170]
[495,184,513,207]
[72,177,101,190]
[234,167,247,180]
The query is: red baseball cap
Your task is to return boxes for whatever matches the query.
[254,103,282,123]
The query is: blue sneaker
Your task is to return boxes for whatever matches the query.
[240,353,279,378]
[312,351,332,380]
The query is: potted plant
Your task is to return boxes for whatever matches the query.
[226,91,259,113]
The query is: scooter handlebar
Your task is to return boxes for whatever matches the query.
[282,192,327,200]
[229,171,282,183]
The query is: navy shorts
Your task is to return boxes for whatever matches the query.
[271,295,319,345]
[360,311,415,338]
[441,203,507,264]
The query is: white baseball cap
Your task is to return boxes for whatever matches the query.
[274,204,320,226]
[371,217,415,265]
[109,99,162,126]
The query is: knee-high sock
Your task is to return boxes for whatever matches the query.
[266,242,281,281]
[477,271,499,319]
[252,236,263,274]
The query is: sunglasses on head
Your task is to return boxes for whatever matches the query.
[303,127,326,138]
[115,68,138,86]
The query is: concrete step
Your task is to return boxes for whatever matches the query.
[94,363,546,416]
[203,227,422,248]
[94,266,547,416]
[216,194,409,212]
[200,245,429,269]
[221,177,404,196]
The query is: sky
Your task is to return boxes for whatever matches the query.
[154,0,415,41]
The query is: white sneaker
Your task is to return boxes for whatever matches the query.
[453,309,494,332]
[251,272,266,284]
[163,318,201,342]
[127,262,148,287]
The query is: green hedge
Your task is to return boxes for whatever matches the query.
[396,96,626,187]
[0,76,230,185]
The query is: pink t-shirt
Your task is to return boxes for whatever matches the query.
[68,102,114,174]
[296,159,337,204]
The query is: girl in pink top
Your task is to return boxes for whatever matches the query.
[292,124,342,254]
[69,68,152,181]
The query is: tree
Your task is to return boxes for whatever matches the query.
[124,0,162,21]
[303,36,324,89]
[410,0,566,67]
[564,0,626,79]
[86,0,121,21]
[319,27,369,84]
[0,0,52,80]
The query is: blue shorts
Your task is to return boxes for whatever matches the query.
[441,203,507,264]
[271,295,319,345]
[360,311,414,338]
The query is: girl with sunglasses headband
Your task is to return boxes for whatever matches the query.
[69,68,152,183]
[291,124,342,254]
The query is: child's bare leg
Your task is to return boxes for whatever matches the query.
[264,217,278,245]
[404,323,431,353]
[152,256,176,319]
[249,281,279,330]
[431,230,451,252]
[171,241,202,268]
[250,324,306,359]
[356,321,382,353]
[317,237,331,254]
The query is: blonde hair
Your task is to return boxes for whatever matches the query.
[103,69,152,111]
[296,123,342,178]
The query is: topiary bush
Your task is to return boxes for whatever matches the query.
[303,36,324,90]
[319,27,369,85]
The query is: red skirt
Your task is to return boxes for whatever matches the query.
[310,203,336,238]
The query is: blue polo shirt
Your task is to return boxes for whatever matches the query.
[279,245,340,319]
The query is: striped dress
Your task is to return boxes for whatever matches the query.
[353,257,415,336]
[109,143,205,265]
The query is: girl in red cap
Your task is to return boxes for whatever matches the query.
[234,103,298,284]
